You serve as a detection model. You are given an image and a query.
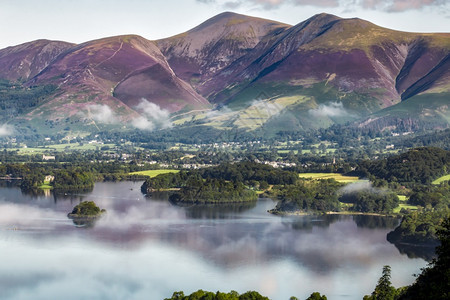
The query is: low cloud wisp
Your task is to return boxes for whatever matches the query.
[0,124,14,137]
[250,99,283,117]
[85,104,119,124]
[308,101,353,118]
[340,181,374,194]
[132,98,172,131]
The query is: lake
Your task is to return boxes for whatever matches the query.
[0,181,428,299]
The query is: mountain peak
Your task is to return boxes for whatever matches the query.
[309,12,341,21]
[188,11,289,33]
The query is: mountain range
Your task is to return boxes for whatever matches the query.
[0,12,449,137]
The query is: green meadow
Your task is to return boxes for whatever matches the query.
[432,174,450,185]
[298,173,361,183]
[129,169,179,178]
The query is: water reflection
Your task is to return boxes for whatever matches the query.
[353,215,399,229]
[282,214,340,231]
[391,243,436,261]
[0,181,430,300]
[183,202,257,219]
[70,216,100,228]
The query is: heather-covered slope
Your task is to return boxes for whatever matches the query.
[0,39,74,81]
[161,13,450,132]
[29,35,210,116]
[0,12,448,135]
[206,14,449,107]
[156,11,289,94]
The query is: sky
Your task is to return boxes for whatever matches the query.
[0,0,449,49]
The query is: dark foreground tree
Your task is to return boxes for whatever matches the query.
[364,265,397,300]
[399,217,450,299]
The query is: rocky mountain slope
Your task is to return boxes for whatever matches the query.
[0,12,448,135]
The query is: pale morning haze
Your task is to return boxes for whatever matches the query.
[0,0,449,49]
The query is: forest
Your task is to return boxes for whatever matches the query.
[169,178,257,204]
[268,179,343,213]
[355,147,450,186]
[387,210,448,246]
[0,79,57,120]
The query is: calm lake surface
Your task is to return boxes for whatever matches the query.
[0,181,428,300]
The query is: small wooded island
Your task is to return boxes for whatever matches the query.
[67,201,106,220]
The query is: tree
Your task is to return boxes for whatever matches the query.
[305,292,327,300]
[364,265,397,300]
[399,217,450,299]
[68,201,105,217]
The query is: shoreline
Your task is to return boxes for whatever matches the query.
[268,209,399,217]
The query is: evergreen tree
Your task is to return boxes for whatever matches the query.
[364,266,397,300]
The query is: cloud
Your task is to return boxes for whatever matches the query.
[361,0,447,12]
[0,202,61,228]
[308,101,353,118]
[247,0,286,9]
[83,104,119,124]
[131,99,172,131]
[339,181,389,198]
[340,181,374,194]
[197,0,446,11]
[198,0,337,10]
[0,124,14,137]
[250,99,283,117]
[223,1,243,9]
[131,116,156,131]
[205,105,234,119]
[293,0,339,7]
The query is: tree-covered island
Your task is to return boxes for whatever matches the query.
[67,201,106,220]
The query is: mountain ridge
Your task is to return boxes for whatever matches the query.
[0,12,448,136]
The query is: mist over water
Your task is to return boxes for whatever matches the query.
[0,182,427,299]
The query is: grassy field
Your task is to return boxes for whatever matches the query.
[39,184,53,189]
[398,195,407,201]
[12,143,117,154]
[432,174,450,185]
[299,173,361,183]
[393,203,418,213]
[129,169,179,178]
[392,194,418,213]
